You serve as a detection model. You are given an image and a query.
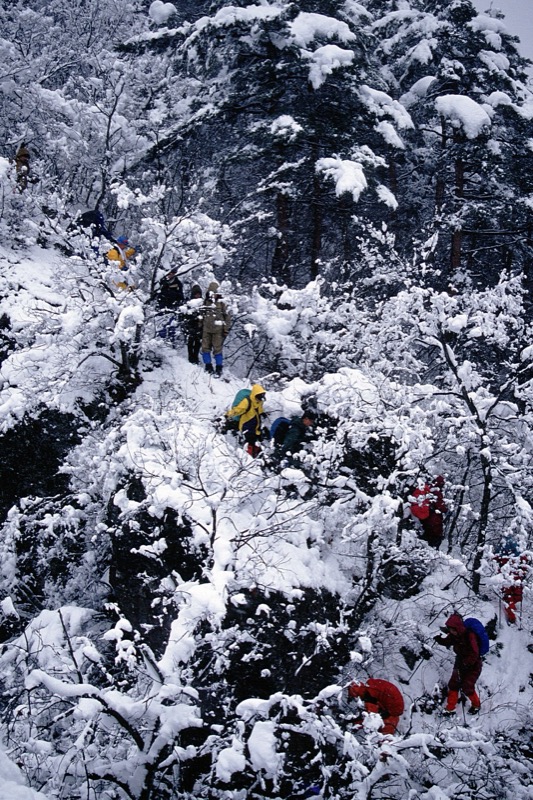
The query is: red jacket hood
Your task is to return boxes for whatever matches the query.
[445,613,465,634]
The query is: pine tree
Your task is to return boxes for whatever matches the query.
[366,0,533,286]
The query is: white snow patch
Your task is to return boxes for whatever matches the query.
[0,748,49,799]
[316,157,367,202]
[400,76,436,108]
[148,1,177,25]
[247,720,282,776]
[0,158,11,181]
[270,115,303,140]
[376,184,399,210]
[375,120,405,149]
[479,50,510,74]
[290,12,357,48]
[304,44,355,89]
[435,94,491,139]
[360,85,414,130]
[407,39,434,66]
[215,739,246,782]
[468,14,509,50]
[211,5,282,28]
[444,314,468,333]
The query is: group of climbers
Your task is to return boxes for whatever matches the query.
[154,274,231,376]
[225,384,317,460]
[68,207,138,291]
[346,608,487,736]
[16,187,531,741]
[69,205,231,371]
[67,201,235,371]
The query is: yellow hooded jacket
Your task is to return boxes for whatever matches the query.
[107,243,136,269]
[227,384,266,434]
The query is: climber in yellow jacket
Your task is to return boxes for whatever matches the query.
[107,236,137,290]
[226,383,266,457]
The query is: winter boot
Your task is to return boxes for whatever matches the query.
[467,692,480,714]
[444,690,459,715]
[504,604,516,624]
[205,363,214,374]
[215,364,223,378]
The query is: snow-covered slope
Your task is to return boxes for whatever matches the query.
[0,244,532,799]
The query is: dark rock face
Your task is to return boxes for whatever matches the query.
[0,409,81,523]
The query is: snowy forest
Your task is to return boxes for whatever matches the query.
[1,0,533,798]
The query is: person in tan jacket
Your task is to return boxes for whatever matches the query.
[201,281,231,376]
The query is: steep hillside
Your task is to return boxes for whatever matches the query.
[0,243,531,799]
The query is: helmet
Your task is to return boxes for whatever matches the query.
[117,235,129,245]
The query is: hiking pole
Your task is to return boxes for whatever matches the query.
[399,659,424,686]
[460,692,467,726]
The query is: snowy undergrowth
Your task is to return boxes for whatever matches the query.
[0,245,532,799]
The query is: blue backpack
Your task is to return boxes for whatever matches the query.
[229,389,251,422]
[464,618,490,656]
[270,416,291,446]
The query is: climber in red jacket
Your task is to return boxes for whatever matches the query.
[410,475,447,548]
[347,678,404,735]
[434,613,482,715]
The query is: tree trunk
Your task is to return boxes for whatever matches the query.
[435,117,448,210]
[271,191,291,285]
[451,229,462,271]
[310,140,322,279]
[472,452,492,594]
[451,155,464,271]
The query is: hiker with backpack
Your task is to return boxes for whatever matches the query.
[181,284,203,364]
[347,678,405,735]
[409,475,447,548]
[278,411,317,455]
[201,281,231,377]
[155,268,185,343]
[226,384,266,457]
[434,613,486,716]
[269,411,317,468]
